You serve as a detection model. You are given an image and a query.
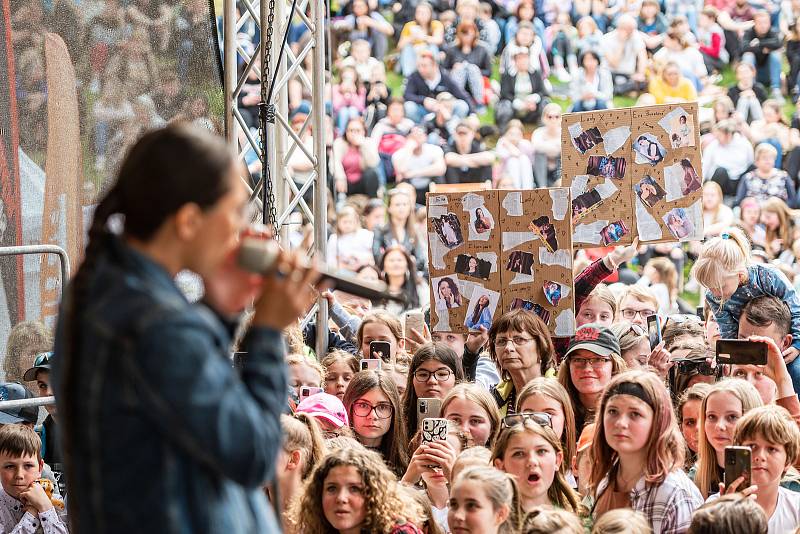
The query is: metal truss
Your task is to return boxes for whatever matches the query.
[223,0,329,356]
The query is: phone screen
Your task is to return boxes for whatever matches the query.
[725,446,751,488]
[647,315,661,350]
[716,339,768,366]
[370,341,392,362]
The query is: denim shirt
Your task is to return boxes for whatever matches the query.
[52,237,284,533]
[705,264,800,351]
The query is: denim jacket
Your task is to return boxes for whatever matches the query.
[705,264,800,351]
[52,237,284,533]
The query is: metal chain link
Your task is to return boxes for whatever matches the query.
[259,0,279,231]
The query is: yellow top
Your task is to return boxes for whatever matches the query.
[648,76,698,104]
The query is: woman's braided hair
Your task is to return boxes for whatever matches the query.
[59,124,234,529]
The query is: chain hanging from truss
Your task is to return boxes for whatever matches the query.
[259,0,279,230]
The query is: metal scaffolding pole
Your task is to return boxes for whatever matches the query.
[221,0,329,356]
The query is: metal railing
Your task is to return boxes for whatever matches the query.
[0,245,71,291]
[0,396,55,410]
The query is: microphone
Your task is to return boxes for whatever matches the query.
[237,238,407,303]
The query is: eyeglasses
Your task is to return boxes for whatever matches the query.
[413,367,453,382]
[569,356,612,368]
[501,411,553,429]
[621,308,657,320]
[352,401,393,419]
[494,336,534,348]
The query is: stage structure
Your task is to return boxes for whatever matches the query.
[223,0,330,356]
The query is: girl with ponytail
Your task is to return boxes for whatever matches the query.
[448,466,522,534]
[51,124,320,533]
[691,226,800,363]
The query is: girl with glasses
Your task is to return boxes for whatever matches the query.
[558,324,627,433]
[442,383,501,448]
[289,448,424,534]
[516,378,577,488]
[343,370,409,477]
[488,309,556,417]
[491,418,582,514]
[402,343,464,441]
[589,371,703,531]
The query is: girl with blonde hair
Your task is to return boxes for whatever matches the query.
[691,226,800,363]
[693,378,763,498]
[274,414,327,529]
[590,370,703,530]
[321,350,360,400]
[761,197,796,259]
[289,447,424,533]
[516,377,577,483]
[448,466,522,534]
[492,419,582,514]
[702,181,734,238]
[442,383,501,448]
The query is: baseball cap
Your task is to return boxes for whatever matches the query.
[577,423,595,454]
[564,323,621,359]
[0,383,38,425]
[296,393,349,429]
[23,351,53,382]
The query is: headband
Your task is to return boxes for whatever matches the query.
[607,382,654,410]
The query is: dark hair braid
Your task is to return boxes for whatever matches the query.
[58,124,233,530]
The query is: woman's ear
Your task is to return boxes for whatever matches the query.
[494,503,510,526]
[555,450,564,469]
[286,449,302,472]
[493,458,504,471]
[174,202,204,241]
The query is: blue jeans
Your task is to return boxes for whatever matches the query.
[336,106,362,134]
[399,45,438,77]
[571,99,608,112]
[404,99,469,124]
[788,356,800,397]
[743,51,782,90]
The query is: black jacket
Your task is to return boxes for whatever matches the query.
[741,27,783,64]
[499,69,548,103]
[404,70,475,113]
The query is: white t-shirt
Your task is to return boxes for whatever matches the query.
[769,487,800,534]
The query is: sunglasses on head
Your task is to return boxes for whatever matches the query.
[501,411,553,429]
[32,352,52,367]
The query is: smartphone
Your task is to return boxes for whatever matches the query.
[299,386,323,401]
[360,358,382,371]
[724,446,751,489]
[696,305,704,319]
[647,314,662,350]
[405,311,425,339]
[716,339,768,366]
[417,398,443,428]
[370,341,392,363]
[421,418,449,445]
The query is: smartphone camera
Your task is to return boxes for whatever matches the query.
[419,399,428,415]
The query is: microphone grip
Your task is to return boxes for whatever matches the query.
[237,238,407,304]
[319,272,406,303]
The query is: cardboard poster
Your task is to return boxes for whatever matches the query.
[562,103,703,247]
[427,189,575,337]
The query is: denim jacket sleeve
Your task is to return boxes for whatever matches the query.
[759,266,800,350]
[132,315,287,488]
[705,292,738,340]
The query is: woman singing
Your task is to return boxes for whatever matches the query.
[52,124,320,533]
